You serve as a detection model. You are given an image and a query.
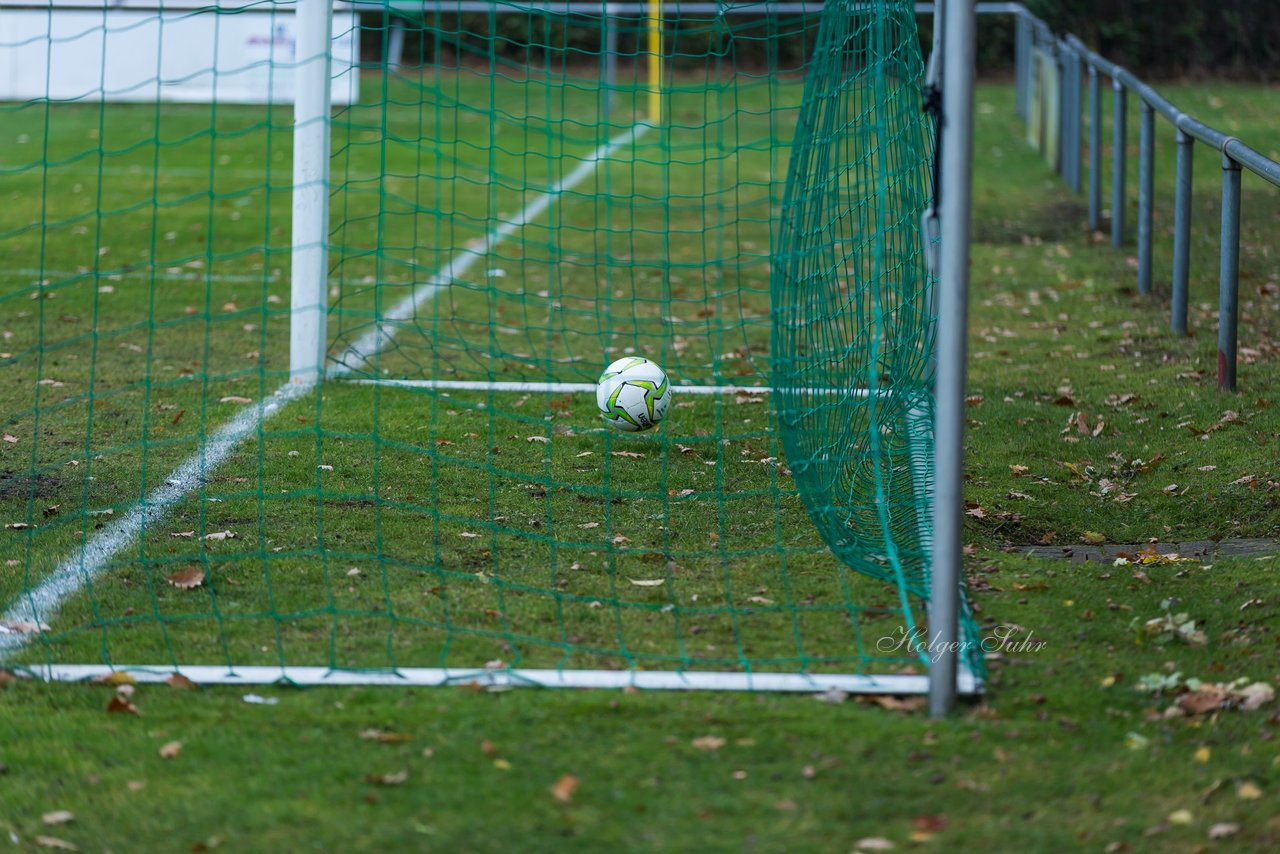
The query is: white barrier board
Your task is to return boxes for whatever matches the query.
[0,5,359,104]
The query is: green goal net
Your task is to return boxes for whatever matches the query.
[0,0,982,693]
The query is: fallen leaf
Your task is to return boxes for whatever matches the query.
[855,839,896,852]
[158,741,182,759]
[41,811,74,826]
[1179,691,1227,715]
[1207,823,1239,840]
[814,687,848,704]
[911,814,947,841]
[691,736,726,751]
[106,695,139,715]
[0,619,50,634]
[365,771,408,786]
[550,773,579,803]
[526,436,550,444]
[578,522,600,529]
[866,695,926,713]
[1167,809,1193,825]
[1236,682,1275,711]
[359,729,411,744]
[627,578,664,587]
[169,531,195,538]
[34,837,78,851]
[0,669,16,685]
[1236,781,1262,800]
[1081,531,1107,545]
[219,396,253,404]
[242,694,278,705]
[610,451,645,458]
[2,434,18,444]
[459,532,480,539]
[1193,746,1211,763]
[165,568,204,589]
[166,673,198,690]
[90,671,136,687]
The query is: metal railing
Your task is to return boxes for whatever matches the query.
[1013,6,1280,391]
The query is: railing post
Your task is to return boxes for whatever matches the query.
[1067,50,1082,194]
[1110,79,1126,248]
[1087,63,1101,231]
[1015,12,1030,120]
[1171,129,1193,334]
[386,18,405,71]
[1137,100,1155,295]
[1217,152,1242,391]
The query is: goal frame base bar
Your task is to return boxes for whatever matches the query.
[17,664,983,694]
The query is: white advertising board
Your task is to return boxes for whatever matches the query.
[0,4,359,104]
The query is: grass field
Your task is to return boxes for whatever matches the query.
[2,51,1279,854]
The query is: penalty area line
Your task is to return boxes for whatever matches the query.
[0,124,649,661]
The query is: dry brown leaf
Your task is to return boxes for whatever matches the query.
[165,568,204,589]
[1236,781,1262,800]
[166,673,198,690]
[41,811,74,826]
[0,669,16,685]
[1236,682,1275,711]
[158,740,182,759]
[627,578,664,587]
[203,530,235,541]
[578,522,600,529]
[35,837,78,851]
[610,451,645,458]
[865,695,926,713]
[911,813,947,841]
[1178,690,1228,715]
[550,773,579,804]
[359,729,411,744]
[459,532,480,539]
[691,735,726,751]
[219,396,253,404]
[365,770,408,786]
[169,531,195,538]
[106,695,140,716]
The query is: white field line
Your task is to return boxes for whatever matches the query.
[0,123,648,659]
[344,378,776,395]
[342,378,908,399]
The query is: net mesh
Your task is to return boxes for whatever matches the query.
[0,0,981,685]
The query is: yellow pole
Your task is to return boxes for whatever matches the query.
[646,0,662,124]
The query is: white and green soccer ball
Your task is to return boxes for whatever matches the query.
[596,356,672,432]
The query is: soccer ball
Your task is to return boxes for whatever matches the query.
[596,356,672,432]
